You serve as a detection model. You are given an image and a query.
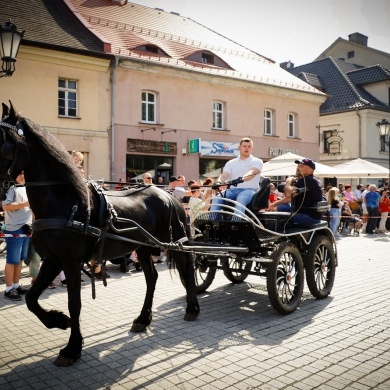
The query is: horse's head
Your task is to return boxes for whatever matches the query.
[0,101,29,200]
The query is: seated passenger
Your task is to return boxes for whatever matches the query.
[291,158,323,225]
[210,137,263,215]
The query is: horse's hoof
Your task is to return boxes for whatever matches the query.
[184,312,199,321]
[130,322,147,333]
[53,353,81,367]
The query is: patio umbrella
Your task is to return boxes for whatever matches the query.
[333,158,389,178]
[262,152,342,177]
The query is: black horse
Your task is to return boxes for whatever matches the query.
[0,102,199,366]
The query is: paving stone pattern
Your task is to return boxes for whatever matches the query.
[1,234,390,389]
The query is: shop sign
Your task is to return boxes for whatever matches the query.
[326,135,343,155]
[269,147,299,157]
[127,138,177,155]
[201,141,239,157]
[189,138,201,154]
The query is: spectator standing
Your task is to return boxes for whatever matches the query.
[2,172,32,301]
[361,184,371,232]
[142,173,153,185]
[115,177,124,190]
[328,187,342,238]
[365,184,381,235]
[378,189,390,233]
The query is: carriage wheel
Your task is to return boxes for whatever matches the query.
[191,253,217,293]
[267,242,304,314]
[0,238,6,254]
[222,256,252,283]
[305,236,336,299]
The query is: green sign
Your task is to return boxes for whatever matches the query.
[189,138,201,154]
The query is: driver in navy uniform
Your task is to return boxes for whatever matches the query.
[291,158,323,225]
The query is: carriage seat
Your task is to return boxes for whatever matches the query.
[255,211,292,231]
[248,177,271,211]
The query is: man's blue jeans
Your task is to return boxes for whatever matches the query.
[210,188,256,215]
[292,213,323,226]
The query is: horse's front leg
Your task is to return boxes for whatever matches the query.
[26,259,70,329]
[171,251,200,321]
[130,247,157,332]
[53,261,83,367]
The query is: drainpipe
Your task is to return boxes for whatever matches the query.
[355,108,361,157]
[110,56,119,181]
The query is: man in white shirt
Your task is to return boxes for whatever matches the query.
[210,137,263,215]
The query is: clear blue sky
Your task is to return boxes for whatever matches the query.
[133,0,390,66]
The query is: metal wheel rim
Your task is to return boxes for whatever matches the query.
[276,251,300,304]
[313,244,330,291]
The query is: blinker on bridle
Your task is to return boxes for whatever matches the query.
[0,119,25,198]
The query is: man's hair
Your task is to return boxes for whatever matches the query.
[239,137,253,145]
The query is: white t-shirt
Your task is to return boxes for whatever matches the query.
[353,189,362,200]
[188,197,205,217]
[223,155,263,189]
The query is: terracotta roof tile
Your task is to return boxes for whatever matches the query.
[68,0,322,93]
[0,0,108,54]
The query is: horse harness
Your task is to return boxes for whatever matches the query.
[0,119,188,297]
[31,181,188,298]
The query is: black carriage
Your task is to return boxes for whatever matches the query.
[184,179,337,315]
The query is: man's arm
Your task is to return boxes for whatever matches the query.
[2,200,29,211]
[216,171,230,184]
[241,167,260,182]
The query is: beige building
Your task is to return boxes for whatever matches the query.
[288,33,390,186]
[316,32,390,69]
[0,1,113,180]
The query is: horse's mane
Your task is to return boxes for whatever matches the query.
[21,117,89,205]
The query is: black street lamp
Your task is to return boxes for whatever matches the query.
[376,118,390,188]
[0,19,25,77]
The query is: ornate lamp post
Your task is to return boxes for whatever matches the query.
[0,19,25,77]
[376,118,390,188]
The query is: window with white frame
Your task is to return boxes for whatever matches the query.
[58,79,78,117]
[288,113,295,137]
[141,91,156,123]
[264,109,272,135]
[212,101,224,130]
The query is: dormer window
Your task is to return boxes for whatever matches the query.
[134,44,169,57]
[184,51,232,69]
[202,53,214,64]
[145,45,158,54]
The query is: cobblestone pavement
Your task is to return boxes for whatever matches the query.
[1,233,390,390]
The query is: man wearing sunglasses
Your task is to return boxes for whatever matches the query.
[142,173,154,185]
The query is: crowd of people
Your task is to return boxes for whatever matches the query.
[2,139,389,301]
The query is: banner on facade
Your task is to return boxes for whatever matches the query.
[201,141,239,157]
[127,138,177,155]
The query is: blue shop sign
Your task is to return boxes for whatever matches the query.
[201,141,239,157]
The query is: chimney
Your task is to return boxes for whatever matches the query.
[348,33,368,47]
[280,61,294,70]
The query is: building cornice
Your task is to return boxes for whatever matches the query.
[18,45,112,72]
